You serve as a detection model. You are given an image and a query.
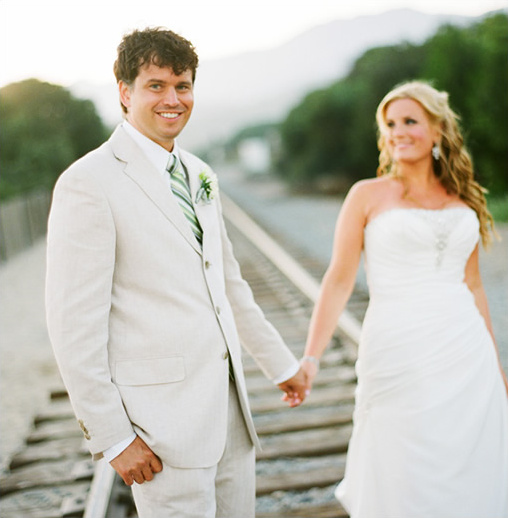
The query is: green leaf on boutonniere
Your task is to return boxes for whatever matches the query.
[195,170,219,204]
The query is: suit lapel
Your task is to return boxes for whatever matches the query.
[110,127,202,255]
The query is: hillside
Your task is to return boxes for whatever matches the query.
[70,8,482,150]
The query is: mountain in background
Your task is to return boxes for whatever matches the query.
[70,8,486,151]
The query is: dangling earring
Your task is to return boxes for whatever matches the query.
[432,144,440,160]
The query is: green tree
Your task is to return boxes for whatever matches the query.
[276,13,508,195]
[277,81,367,188]
[277,42,425,188]
[344,42,426,179]
[0,79,108,199]
[422,15,508,193]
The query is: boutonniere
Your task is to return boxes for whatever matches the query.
[195,170,219,204]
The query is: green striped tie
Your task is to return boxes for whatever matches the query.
[167,154,203,245]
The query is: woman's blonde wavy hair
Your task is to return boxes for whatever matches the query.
[376,80,496,248]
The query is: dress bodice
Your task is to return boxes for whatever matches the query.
[363,207,479,298]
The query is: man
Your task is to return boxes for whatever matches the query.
[45,28,307,517]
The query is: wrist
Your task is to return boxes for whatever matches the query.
[301,355,320,370]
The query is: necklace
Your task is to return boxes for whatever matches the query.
[397,172,450,210]
[403,193,451,211]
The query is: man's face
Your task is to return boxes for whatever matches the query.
[119,63,194,152]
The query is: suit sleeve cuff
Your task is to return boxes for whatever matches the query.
[272,359,300,385]
[103,433,137,462]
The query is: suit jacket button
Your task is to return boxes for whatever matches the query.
[78,419,91,439]
[216,306,221,315]
[222,351,229,360]
[205,260,211,269]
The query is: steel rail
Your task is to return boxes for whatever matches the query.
[220,193,362,345]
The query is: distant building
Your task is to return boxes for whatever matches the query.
[237,138,271,175]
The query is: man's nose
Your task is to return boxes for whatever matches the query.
[163,87,179,105]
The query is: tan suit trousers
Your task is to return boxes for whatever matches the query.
[130,381,256,518]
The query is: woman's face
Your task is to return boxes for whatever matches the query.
[384,98,440,166]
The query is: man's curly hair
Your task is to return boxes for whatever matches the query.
[114,27,199,112]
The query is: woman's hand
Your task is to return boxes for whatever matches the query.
[300,356,320,395]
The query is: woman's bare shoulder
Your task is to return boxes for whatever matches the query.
[346,176,402,223]
[348,176,399,200]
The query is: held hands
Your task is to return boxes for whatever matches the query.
[299,356,319,391]
[110,436,163,486]
[278,367,309,407]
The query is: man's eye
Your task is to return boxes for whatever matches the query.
[150,84,161,90]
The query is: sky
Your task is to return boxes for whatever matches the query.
[0,0,506,89]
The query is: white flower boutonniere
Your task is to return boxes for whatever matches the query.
[195,170,219,204]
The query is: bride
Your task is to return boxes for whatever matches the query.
[300,81,508,518]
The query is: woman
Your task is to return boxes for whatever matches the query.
[300,81,508,517]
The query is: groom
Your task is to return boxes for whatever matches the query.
[46,27,307,517]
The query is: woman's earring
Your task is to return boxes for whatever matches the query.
[432,144,440,160]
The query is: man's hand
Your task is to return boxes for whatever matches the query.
[278,367,308,407]
[110,436,163,486]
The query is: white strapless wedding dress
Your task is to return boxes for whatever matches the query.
[335,207,508,518]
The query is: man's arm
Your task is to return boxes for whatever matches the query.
[214,192,307,406]
[46,166,134,454]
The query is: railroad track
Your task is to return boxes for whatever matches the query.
[0,193,369,518]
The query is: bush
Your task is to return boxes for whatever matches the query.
[0,79,108,199]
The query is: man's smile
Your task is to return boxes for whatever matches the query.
[159,112,180,119]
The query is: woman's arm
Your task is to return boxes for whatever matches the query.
[301,182,369,386]
[464,244,508,394]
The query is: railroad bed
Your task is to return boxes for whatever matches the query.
[0,194,369,518]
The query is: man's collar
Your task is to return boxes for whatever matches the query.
[122,121,180,174]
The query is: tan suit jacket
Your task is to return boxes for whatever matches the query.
[46,126,297,468]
